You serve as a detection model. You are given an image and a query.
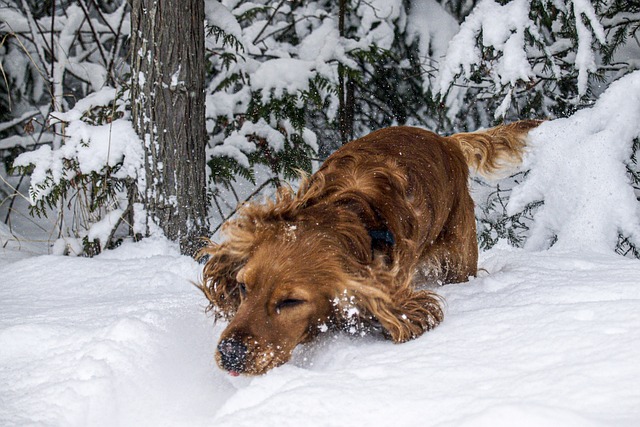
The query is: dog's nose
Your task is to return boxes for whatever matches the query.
[217,338,248,374]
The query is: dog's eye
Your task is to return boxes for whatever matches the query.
[275,299,305,313]
[238,283,247,297]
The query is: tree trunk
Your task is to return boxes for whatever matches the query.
[130,0,209,256]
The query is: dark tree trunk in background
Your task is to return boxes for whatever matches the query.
[130,0,209,256]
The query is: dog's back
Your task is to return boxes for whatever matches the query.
[304,121,540,284]
[306,127,474,284]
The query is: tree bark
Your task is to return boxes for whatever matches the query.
[130,0,209,256]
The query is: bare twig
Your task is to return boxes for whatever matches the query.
[16,0,50,72]
[105,3,128,85]
[212,192,225,219]
[0,33,13,110]
[252,0,286,45]
[50,0,55,85]
[77,0,109,67]
[211,177,278,235]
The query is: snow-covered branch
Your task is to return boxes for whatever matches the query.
[508,71,640,253]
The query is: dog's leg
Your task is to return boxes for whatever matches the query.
[419,237,477,284]
[352,285,444,343]
[419,193,478,284]
[376,288,444,343]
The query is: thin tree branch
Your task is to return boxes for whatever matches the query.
[211,177,278,235]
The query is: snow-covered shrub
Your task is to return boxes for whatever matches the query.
[204,1,328,222]
[12,87,143,255]
[0,1,130,149]
[435,0,638,126]
[507,71,640,255]
[205,3,323,181]
[0,0,132,254]
[435,0,640,257]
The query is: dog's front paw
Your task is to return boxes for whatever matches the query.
[381,290,444,343]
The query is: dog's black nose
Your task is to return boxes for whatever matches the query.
[217,338,248,374]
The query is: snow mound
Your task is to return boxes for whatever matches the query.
[508,71,640,253]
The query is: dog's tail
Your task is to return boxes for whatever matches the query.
[448,119,543,179]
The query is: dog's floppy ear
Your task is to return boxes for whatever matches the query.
[197,241,248,320]
[339,279,444,343]
[196,186,303,319]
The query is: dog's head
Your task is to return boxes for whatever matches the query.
[216,230,343,375]
[200,220,357,375]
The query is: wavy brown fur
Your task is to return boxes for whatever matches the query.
[199,121,540,375]
[450,119,543,179]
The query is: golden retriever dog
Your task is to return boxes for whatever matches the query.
[199,121,541,376]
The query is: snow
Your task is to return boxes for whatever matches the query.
[405,0,459,89]
[356,0,404,50]
[1,239,639,426]
[69,120,142,177]
[14,118,143,203]
[435,0,535,96]
[0,110,40,134]
[250,58,315,102]
[571,0,607,95]
[211,119,290,168]
[205,79,251,122]
[205,0,243,42]
[302,127,319,152]
[52,4,87,144]
[87,209,125,250]
[211,136,254,169]
[51,237,84,256]
[508,70,640,253]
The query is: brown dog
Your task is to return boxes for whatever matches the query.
[199,121,541,375]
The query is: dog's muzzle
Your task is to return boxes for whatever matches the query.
[217,338,248,375]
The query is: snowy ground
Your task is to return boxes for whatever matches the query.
[1,234,639,427]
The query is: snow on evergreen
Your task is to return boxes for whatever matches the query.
[435,0,537,118]
[433,0,611,121]
[436,0,534,91]
[406,0,459,89]
[13,109,142,204]
[571,0,607,95]
[508,71,640,253]
[205,0,243,42]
